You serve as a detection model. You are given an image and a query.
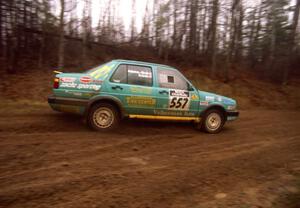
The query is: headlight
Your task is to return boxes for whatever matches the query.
[227,105,236,110]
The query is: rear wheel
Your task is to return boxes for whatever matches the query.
[87,103,119,131]
[200,109,225,134]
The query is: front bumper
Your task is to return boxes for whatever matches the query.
[226,111,239,121]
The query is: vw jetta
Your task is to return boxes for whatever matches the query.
[48,59,239,133]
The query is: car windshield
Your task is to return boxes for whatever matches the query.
[86,61,115,79]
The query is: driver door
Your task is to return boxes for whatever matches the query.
[154,67,200,117]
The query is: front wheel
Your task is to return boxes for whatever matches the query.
[87,103,120,131]
[200,109,225,134]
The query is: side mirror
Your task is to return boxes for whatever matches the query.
[188,83,195,91]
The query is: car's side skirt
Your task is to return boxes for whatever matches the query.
[128,114,201,122]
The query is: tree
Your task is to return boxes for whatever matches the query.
[188,0,199,54]
[224,0,241,81]
[209,0,219,76]
[283,0,300,84]
[130,0,136,41]
[57,0,65,69]
[81,0,92,67]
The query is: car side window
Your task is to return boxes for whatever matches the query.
[110,64,152,87]
[127,65,152,86]
[157,68,188,90]
[110,64,127,83]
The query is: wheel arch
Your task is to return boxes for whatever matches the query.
[200,104,227,120]
[85,96,125,119]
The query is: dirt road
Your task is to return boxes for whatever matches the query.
[0,108,300,208]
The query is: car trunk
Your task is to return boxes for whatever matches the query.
[53,73,102,99]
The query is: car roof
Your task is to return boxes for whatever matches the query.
[112,59,176,70]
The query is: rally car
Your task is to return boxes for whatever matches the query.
[48,59,239,133]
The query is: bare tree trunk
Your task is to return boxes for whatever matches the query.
[81,0,91,67]
[172,0,178,49]
[130,0,136,41]
[234,3,244,63]
[247,8,256,68]
[210,0,219,76]
[38,0,50,68]
[0,0,3,57]
[224,0,240,82]
[58,0,65,69]
[201,0,207,54]
[178,2,189,50]
[189,0,198,54]
[250,7,262,69]
[267,17,276,76]
[6,0,19,74]
[283,0,300,85]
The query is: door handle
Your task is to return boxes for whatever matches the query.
[159,90,168,94]
[112,85,123,90]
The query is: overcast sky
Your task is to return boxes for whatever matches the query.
[53,0,151,32]
[53,0,297,34]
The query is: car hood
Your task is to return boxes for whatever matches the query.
[198,90,236,105]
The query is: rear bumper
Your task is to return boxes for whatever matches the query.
[48,95,88,106]
[48,95,88,114]
[226,111,239,121]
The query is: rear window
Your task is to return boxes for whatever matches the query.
[87,62,115,80]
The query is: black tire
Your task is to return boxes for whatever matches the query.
[200,109,225,134]
[87,103,120,131]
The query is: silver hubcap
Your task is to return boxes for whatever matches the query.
[206,113,221,131]
[93,107,114,128]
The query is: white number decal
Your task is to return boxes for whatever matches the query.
[169,90,190,110]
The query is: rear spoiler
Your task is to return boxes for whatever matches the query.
[53,70,62,74]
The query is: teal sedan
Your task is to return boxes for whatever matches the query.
[48,59,239,133]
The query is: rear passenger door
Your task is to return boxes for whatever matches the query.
[107,64,156,115]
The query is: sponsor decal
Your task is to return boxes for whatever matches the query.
[60,82,77,88]
[224,99,234,105]
[77,83,101,90]
[205,96,215,102]
[154,110,195,117]
[61,77,76,82]
[60,82,101,91]
[169,89,190,110]
[128,69,152,78]
[191,94,198,100]
[170,90,189,97]
[93,80,103,84]
[80,76,92,83]
[200,101,209,106]
[90,64,115,79]
[126,96,156,106]
[64,90,82,96]
[130,86,152,94]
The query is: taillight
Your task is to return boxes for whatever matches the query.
[53,77,59,89]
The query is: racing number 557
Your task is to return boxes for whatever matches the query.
[169,97,189,109]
